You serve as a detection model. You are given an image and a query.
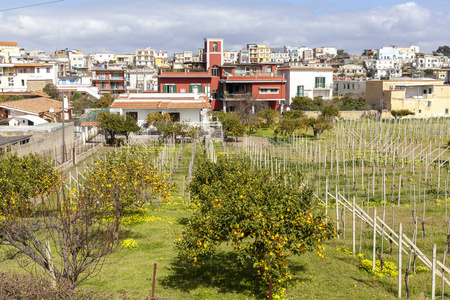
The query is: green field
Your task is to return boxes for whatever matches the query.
[3,118,450,299]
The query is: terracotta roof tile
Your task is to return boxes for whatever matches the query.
[0,42,18,46]
[0,98,73,115]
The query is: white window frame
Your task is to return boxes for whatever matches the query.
[259,88,279,94]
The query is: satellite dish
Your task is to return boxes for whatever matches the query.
[49,108,54,113]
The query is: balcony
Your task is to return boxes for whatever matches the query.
[220,93,251,100]
[313,84,333,90]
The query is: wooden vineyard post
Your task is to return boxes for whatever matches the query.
[152,263,157,299]
[432,244,436,300]
[398,223,402,298]
[373,207,377,271]
[336,186,339,239]
[325,177,328,224]
[45,241,56,289]
[352,195,356,255]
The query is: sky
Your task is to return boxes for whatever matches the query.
[1,0,450,56]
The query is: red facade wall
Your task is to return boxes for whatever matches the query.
[251,81,285,100]
[158,77,212,93]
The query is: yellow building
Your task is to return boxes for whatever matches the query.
[248,44,271,63]
[366,79,450,117]
[0,42,20,63]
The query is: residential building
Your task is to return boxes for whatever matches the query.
[0,97,73,121]
[68,51,87,72]
[336,64,366,77]
[247,44,271,63]
[366,78,450,117]
[415,55,449,69]
[314,47,337,58]
[136,47,155,67]
[278,64,334,107]
[91,66,126,95]
[110,92,210,126]
[284,46,314,62]
[155,51,169,68]
[57,75,100,99]
[218,63,286,112]
[90,52,115,64]
[271,52,290,63]
[238,50,250,64]
[0,42,21,63]
[333,79,366,97]
[126,67,158,92]
[0,63,57,92]
[223,50,239,64]
[115,54,135,67]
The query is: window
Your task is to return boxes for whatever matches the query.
[259,88,279,94]
[446,109,449,115]
[428,101,432,107]
[296,85,304,97]
[21,79,25,86]
[163,84,176,93]
[189,84,203,93]
[211,65,219,77]
[315,77,325,88]
[101,82,106,89]
[46,68,50,73]
[212,42,218,52]
[36,68,40,73]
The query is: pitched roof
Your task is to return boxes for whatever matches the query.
[111,93,210,109]
[0,98,73,115]
[0,42,18,47]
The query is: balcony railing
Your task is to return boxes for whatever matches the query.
[219,93,252,100]
[314,84,333,90]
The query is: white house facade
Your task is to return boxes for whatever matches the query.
[278,66,334,106]
[110,92,211,126]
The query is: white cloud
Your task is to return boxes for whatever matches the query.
[0,0,447,55]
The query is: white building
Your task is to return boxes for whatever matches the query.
[0,63,57,92]
[415,55,449,69]
[238,50,250,64]
[271,52,290,63]
[223,50,239,64]
[110,92,211,126]
[314,47,337,58]
[333,79,366,97]
[68,52,87,71]
[278,65,334,106]
[283,46,313,61]
[57,75,100,99]
[126,67,158,92]
[337,64,366,77]
[136,47,155,67]
[0,42,21,63]
[90,52,115,64]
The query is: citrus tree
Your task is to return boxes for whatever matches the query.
[176,156,335,295]
[306,117,334,139]
[0,148,171,288]
[98,112,140,145]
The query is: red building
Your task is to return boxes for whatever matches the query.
[158,38,286,112]
[92,67,126,95]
